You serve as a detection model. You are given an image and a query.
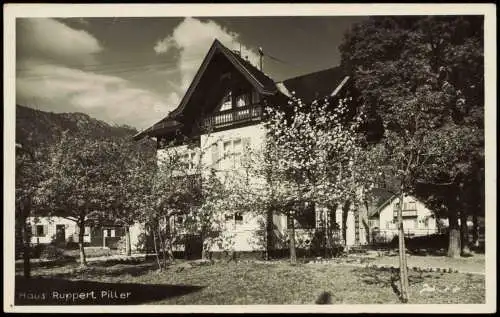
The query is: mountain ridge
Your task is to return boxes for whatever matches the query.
[15,105,138,148]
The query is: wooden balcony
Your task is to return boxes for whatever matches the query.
[203,104,263,130]
[393,209,418,218]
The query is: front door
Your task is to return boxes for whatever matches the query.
[55,225,66,244]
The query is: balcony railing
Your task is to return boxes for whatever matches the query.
[203,104,262,130]
[393,209,418,218]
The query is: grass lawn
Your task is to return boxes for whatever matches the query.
[15,260,485,305]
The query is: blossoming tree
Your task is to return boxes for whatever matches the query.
[243,94,367,263]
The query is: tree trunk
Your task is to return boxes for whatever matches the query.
[472,213,480,249]
[326,204,338,258]
[164,216,174,262]
[125,225,132,256]
[447,212,461,258]
[265,207,274,260]
[201,229,209,260]
[397,191,409,303]
[157,220,167,268]
[152,225,162,271]
[78,219,87,267]
[459,211,471,256]
[22,215,31,279]
[342,201,350,251]
[288,214,297,264]
[201,248,208,260]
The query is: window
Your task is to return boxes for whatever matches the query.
[394,202,400,211]
[236,93,250,108]
[220,91,232,111]
[225,212,244,225]
[36,225,46,237]
[223,141,232,167]
[234,212,243,224]
[182,151,196,170]
[222,138,243,169]
[407,201,417,211]
[233,139,242,168]
[104,229,115,238]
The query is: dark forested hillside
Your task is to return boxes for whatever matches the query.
[15,105,138,147]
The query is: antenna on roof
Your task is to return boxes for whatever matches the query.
[258,47,264,71]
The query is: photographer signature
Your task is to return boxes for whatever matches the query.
[419,283,461,294]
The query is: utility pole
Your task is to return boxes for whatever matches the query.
[258,47,264,71]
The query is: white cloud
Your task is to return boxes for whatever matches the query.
[154,17,260,92]
[17,18,102,66]
[17,61,170,129]
[16,18,177,129]
[154,37,177,55]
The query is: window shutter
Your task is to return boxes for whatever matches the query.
[43,225,48,237]
[30,225,35,236]
[211,142,219,169]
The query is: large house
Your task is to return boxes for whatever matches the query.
[134,39,369,257]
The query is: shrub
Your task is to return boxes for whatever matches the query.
[39,244,65,260]
[116,236,127,254]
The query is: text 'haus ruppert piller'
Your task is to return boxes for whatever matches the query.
[133,39,368,256]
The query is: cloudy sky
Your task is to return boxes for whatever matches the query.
[16,16,366,130]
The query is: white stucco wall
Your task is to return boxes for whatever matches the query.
[129,222,145,251]
[27,216,91,244]
[157,124,269,252]
[155,124,368,251]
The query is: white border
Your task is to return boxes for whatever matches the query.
[4,3,497,314]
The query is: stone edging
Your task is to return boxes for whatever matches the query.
[365,263,459,273]
[304,260,485,275]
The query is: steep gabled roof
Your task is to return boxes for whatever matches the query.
[134,39,277,140]
[367,188,397,219]
[169,39,277,118]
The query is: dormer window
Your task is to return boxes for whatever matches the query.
[220,91,232,111]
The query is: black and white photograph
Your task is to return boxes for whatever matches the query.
[4,3,496,313]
